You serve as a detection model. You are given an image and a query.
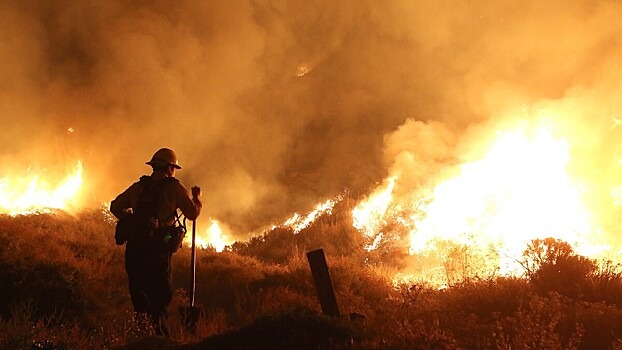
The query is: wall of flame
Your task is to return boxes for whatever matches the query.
[2,1,622,251]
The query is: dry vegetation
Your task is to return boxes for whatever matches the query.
[2,202,622,349]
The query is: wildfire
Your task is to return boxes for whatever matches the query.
[0,161,84,215]
[280,195,342,233]
[352,118,608,280]
[410,122,600,274]
[191,219,233,252]
[186,195,342,252]
[0,118,607,285]
[352,177,396,238]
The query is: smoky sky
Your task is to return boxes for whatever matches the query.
[2,0,622,235]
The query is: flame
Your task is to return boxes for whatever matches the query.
[352,177,396,238]
[0,161,84,215]
[281,195,342,233]
[408,122,600,275]
[353,118,609,282]
[187,195,341,252]
[191,219,232,252]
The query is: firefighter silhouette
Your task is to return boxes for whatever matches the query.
[110,148,202,336]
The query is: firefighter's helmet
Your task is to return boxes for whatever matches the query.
[146,148,182,169]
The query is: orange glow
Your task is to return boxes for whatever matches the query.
[0,161,83,215]
[409,121,601,275]
[352,117,612,283]
[352,177,396,238]
[281,195,342,233]
[191,219,232,252]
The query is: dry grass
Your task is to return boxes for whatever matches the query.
[2,209,622,349]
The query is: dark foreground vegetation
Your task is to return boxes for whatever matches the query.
[2,202,622,349]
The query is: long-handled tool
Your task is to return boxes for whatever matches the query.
[190,218,197,307]
[179,218,203,332]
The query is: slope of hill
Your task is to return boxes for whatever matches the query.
[2,207,622,349]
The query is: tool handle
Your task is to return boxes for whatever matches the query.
[190,219,197,307]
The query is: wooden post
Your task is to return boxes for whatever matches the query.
[306,249,340,317]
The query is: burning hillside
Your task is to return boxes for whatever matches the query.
[0,161,83,215]
[7,2,622,348]
[2,112,622,287]
[351,114,618,284]
[3,1,622,286]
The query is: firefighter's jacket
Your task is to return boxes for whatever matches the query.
[110,172,202,227]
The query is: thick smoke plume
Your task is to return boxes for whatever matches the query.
[2,1,622,236]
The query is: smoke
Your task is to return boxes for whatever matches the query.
[378,1,622,246]
[2,0,622,236]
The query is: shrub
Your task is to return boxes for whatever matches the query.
[522,238,597,298]
[582,260,622,305]
[5,211,622,349]
[492,293,583,350]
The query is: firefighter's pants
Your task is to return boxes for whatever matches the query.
[125,246,173,336]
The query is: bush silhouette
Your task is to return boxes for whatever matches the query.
[522,238,597,298]
[5,211,622,349]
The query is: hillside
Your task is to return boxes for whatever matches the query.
[2,206,622,349]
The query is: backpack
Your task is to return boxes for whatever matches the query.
[114,176,187,252]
